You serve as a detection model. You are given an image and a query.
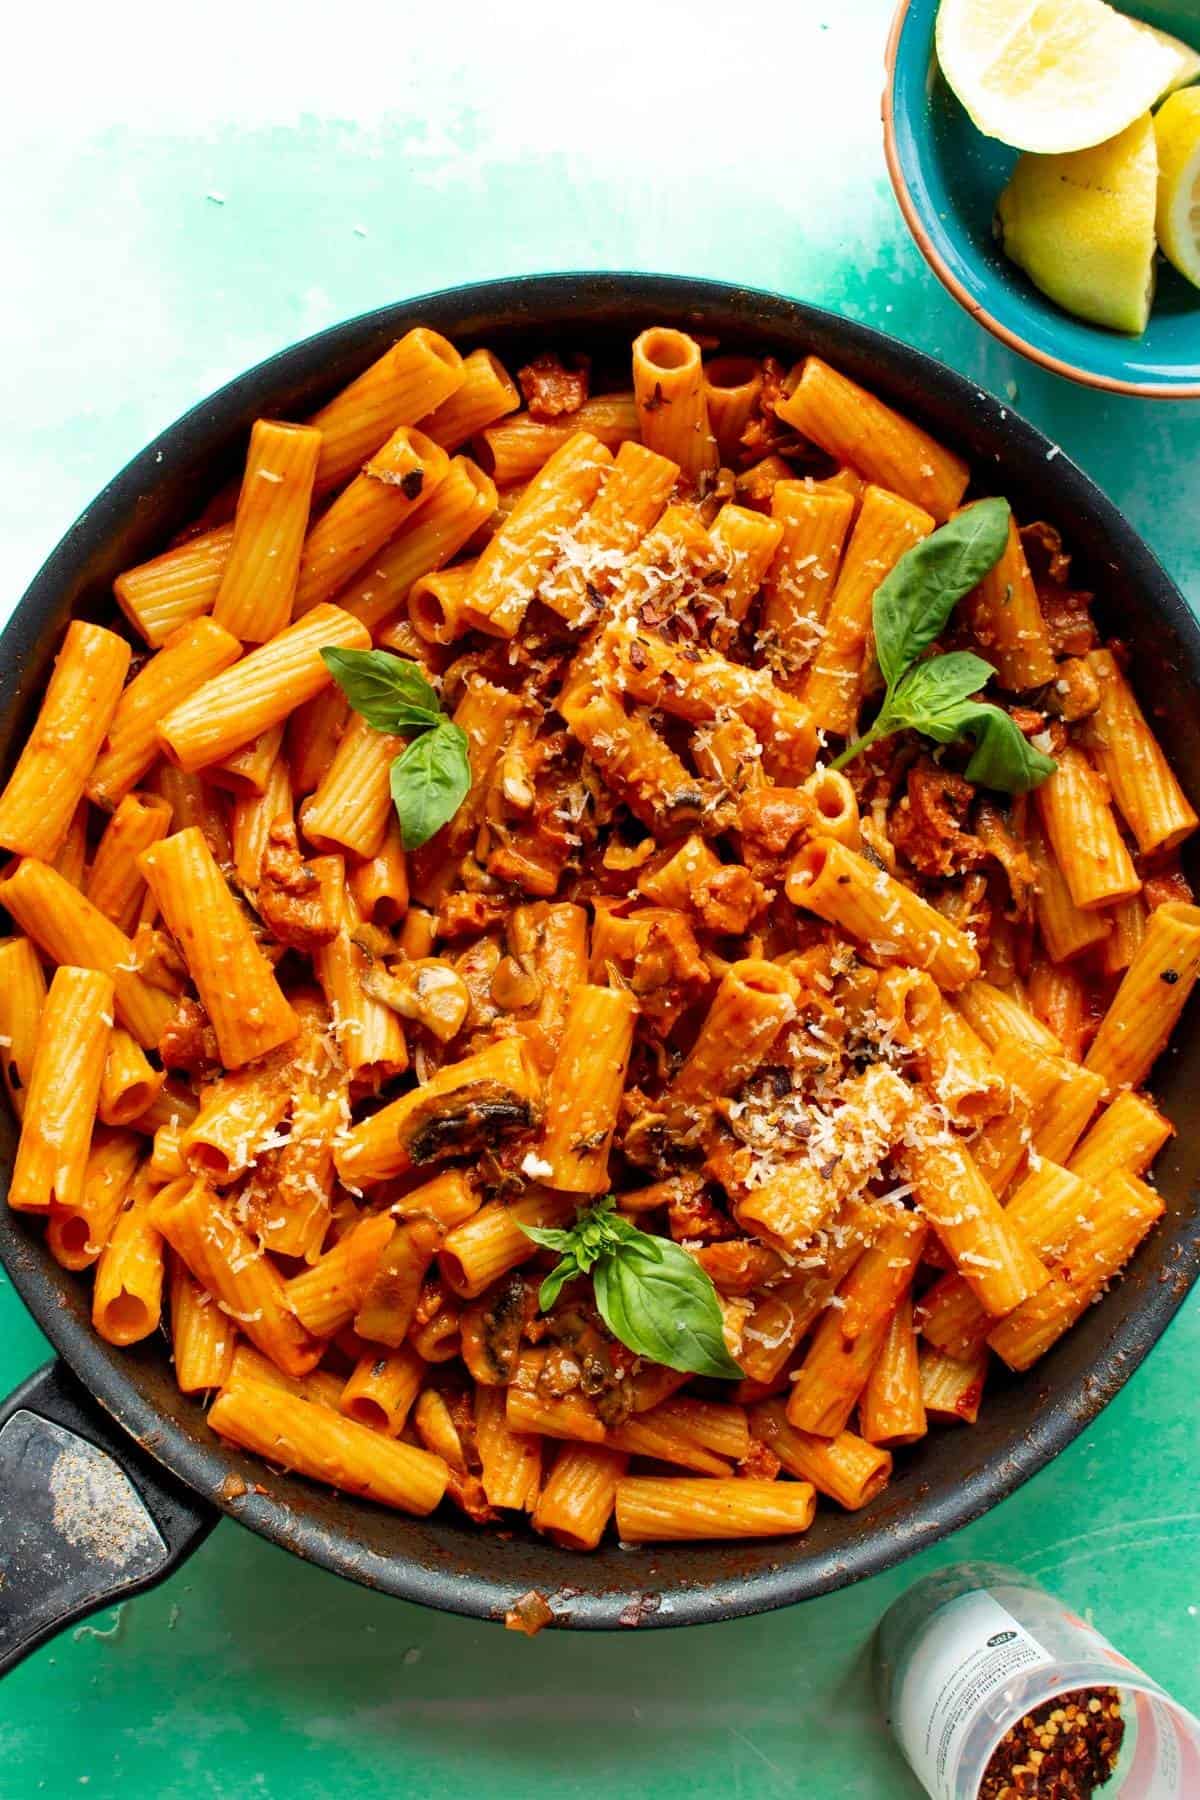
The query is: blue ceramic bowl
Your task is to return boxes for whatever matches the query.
[885,0,1200,396]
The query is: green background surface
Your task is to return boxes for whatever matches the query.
[1,2,1198,1793]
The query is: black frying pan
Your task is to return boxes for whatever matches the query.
[2,273,1198,1667]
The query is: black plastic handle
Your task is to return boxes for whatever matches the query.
[0,1360,217,1674]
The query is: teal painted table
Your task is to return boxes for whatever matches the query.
[1,3,1197,1793]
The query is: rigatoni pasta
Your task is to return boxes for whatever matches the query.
[8,966,113,1214]
[212,420,322,641]
[0,321,1192,1558]
[0,621,130,858]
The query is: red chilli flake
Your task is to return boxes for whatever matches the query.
[978,1687,1125,1800]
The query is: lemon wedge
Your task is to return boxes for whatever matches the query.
[995,114,1159,333]
[1155,88,1200,288]
[1132,20,1200,98]
[936,0,1182,153]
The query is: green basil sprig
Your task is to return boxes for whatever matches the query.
[518,1196,743,1381]
[320,648,470,850]
[831,497,1056,795]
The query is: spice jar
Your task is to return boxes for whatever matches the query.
[874,1562,1200,1799]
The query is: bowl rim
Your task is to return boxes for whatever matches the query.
[3,269,1200,1629]
[883,0,1200,400]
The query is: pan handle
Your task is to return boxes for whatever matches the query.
[0,1360,217,1674]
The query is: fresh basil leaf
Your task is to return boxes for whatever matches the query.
[601,1211,662,1254]
[956,704,1058,793]
[873,498,1011,690]
[887,651,996,729]
[539,1255,582,1312]
[321,647,443,734]
[519,1223,579,1253]
[390,721,471,850]
[592,1239,744,1380]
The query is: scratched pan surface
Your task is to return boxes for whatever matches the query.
[2,272,1198,1630]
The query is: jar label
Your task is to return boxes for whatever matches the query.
[894,1590,1055,1800]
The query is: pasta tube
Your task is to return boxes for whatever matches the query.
[52,801,88,889]
[208,1381,448,1515]
[208,724,285,800]
[801,485,934,737]
[775,358,969,522]
[1086,649,1198,855]
[439,1188,576,1300]
[418,346,519,448]
[536,985,637,1193]
[1085,901,1200,1093]
[354,1217,442,1346]
[348,817,409,926]
[1067,1090,1173,1185]
[760,483,855,684]
[154,1175,319,1376]
[287,686,349,796]
[919,1344,987,1425]
[87,618,242,809]
[859,1294,927,1448]
[956,978,1063,1057]
[46,1127,140,1271]
[1027,817,1111,963]
[213,420,322,640]
[1034,746,1140,911]
[539,439,678,628]
[231,746,292,890]
[965,512,1056,691]
[898,1114,1049,1317]
[170,1257,236,1393]
[85,792,173,932]
[334,1037,540,1187]
[475,1385,541,1511]
[0,621,130,858]
[463,431,613,637]
[708,503,785,628]
[477,394,638,485]
[140,828,299,1067]
[532,1443,628,1550]
[989,1170,1163,1371]
[92,1166,165,1346]
[9,967,113,1214]
[98,1028,165,1128]
[114,524,233,647]
[668,960,797,1110]
[631,327,717,483]
[703,355,762,459]
[751,1403,893,1509]
[614,1477,815,1543]
[298,712,405,859]
[156,603,370,772]
[339,456,496,632]
[785,1213,926,1436]
[786,837,980,989]
[293,426,451,616]
[312,877,407,1088]
[406,562,478,646]
[0,936,48,1119]
[180,1038,295,1182]
[609,1396,749,1474]
[308,327,463,494]
[918,1160,1095,1361]
[0,859,174,1049]
[338,1344,425,1435]
[285,1211,395,1338]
